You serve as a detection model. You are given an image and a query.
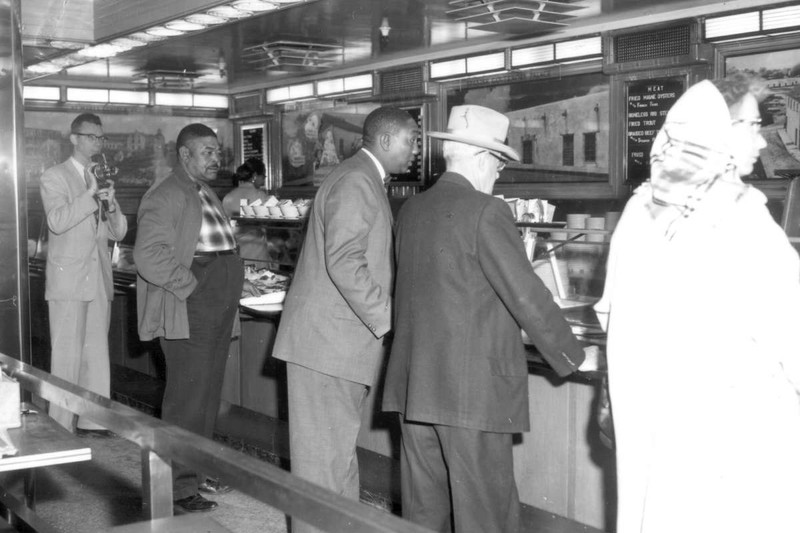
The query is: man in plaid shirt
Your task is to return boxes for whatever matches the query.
[135,123,255,513]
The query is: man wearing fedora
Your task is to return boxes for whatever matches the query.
[383,104,599,533]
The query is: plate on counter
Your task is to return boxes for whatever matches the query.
[240,290,286,306]
[241,302,283,314]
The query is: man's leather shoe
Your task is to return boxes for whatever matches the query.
[174,494,218,513]
[198,478,232,495]
[75,428,114,438]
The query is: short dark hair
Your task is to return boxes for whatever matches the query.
[362,107,413,148]
[235,162,255,185]
[711,72,769,107]
[70,113,102,133]
[244,157,265,176]
[176,123,217,155]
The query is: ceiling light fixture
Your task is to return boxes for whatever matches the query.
[165,20,207,32]
[447,0,585,34]
[24,0,321,81]
[232,1,278,12]
[242,39,343,72]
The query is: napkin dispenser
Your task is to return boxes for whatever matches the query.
[0,371,21,429]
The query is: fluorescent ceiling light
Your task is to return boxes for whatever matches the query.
[24,86,60,100]
[705,12,760,39]
[110,90,149,104]
[145,26,186,37]
[208,6,253,18]
[48,40,86,50]
[193,94,229,108]
[430,58,466,79]
[763,5,800,31]
[466,52,505,73]
[185,14,227,25]
[555,36,601,59]
[232,1,278,11]
[317,78,344,95]
[155,92,193,106]
[26,62,62,74]
[109,38,148,49]
[344,74,371,91]
[128,32,167,43]
[165,20,207,32]
[67,88,109,103]
[512,44,554,67]
[76,43,130,58]
[266,87,290,102]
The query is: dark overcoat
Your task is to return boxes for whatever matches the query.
[383,172,584,432]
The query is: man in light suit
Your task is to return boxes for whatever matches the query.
[382,105,599,533]
[272,106,419,533]
[39,113,127,435]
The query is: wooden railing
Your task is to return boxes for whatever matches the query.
[0,353,432,533]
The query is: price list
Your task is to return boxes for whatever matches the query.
[241,124,265,162]
[625,78,684,183]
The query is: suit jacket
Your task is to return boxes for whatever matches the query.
[382,172,585,433]
[40,158,127,301]
[134,166,204,341]
[272,149,393,386]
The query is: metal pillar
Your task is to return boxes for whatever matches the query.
[0,0,30,363]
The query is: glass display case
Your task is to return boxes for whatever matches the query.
[518,222,609,347]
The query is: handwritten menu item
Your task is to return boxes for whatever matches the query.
[626,78,684,184]
[241,124,265,162]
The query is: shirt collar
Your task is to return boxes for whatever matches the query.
[70,156,85,176]
[361,148,390,184]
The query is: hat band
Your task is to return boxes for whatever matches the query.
[445,129,505,145]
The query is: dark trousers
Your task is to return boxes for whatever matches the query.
[400,418,521,533]
[159,254,243,500]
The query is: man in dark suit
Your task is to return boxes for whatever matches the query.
[135,123,255,513]
[383,105,599,533]
[272,106,419,533]
[39,113,127,435]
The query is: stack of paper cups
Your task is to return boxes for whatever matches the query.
[566,213,589,242]
[586,216,606,243]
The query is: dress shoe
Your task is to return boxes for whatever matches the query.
[174,493,218,513]
[198,477,232,495]
[75,428,115,438]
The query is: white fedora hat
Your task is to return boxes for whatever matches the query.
[429,104,520,162]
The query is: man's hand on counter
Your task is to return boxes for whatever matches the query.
[577,345,602,373]
[241,279,261,298]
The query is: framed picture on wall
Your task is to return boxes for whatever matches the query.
[444,70,611,184]
[715,34,800,180]
[280,104,379,186]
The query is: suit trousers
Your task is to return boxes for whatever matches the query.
[47,272,110,432]
[159,254,243,500]
[400,418,521,533]
[286,362,369,533]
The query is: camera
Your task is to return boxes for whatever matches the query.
[90,154,119,188]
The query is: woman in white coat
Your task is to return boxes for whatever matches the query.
[595,75,800,533]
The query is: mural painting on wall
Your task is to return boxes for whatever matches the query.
[726,49,800,179]
[281,103,381,186]
[24,112,235,187]
[446,72,610,183]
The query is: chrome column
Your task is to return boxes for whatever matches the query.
[0,0,31,362]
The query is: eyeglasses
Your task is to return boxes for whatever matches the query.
[731,118,762,133]
[72,132,107,142]
[478,150,508,171]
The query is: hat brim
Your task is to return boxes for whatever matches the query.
[428,131,520,162]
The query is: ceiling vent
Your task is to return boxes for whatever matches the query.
[604,20,711,73]
[446,0,585,34]
[242,39,342,72]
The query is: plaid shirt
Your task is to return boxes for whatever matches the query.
[195,183,237,252]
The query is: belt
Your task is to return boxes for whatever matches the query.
[193,249,237,258]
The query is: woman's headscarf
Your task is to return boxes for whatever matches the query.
[647,80,748,238]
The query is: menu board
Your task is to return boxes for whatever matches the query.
[240,124,266,163]
[625,77,684,183]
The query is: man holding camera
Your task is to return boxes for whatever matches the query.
[39,113,127,436]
